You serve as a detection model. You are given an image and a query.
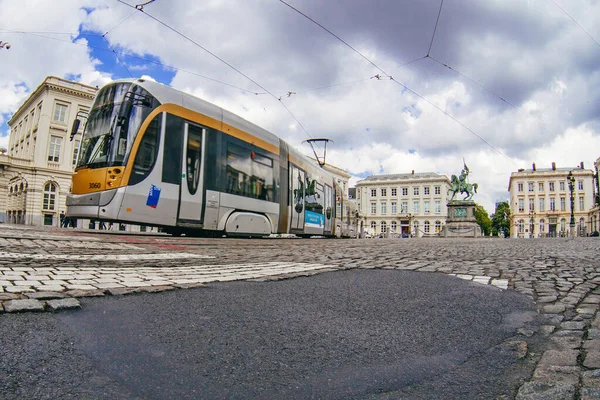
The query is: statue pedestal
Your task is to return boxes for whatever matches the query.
[443,200,481,238]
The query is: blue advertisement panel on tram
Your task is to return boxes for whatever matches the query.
[305,210,324,228]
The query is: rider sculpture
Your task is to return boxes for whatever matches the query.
[449,161,478,201]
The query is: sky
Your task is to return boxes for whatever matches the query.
[1,0,600,214]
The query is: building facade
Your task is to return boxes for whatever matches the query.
[4,76,96,226]
[355,172,451,237]
[589,157,600,234]
[508,162,595,238]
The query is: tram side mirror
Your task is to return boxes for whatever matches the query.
[70,119,81,141]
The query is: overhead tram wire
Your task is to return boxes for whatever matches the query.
[427,0,445,57]
[115,0,317,142]
[550,0,600,49]
[101,35,133,78]
[279,0,516,166]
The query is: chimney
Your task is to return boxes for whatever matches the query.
[532,162,536,171]
[581,161,584,169]
[552,162,556,171]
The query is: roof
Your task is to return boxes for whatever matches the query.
[357,172,450,184]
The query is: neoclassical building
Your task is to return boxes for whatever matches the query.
[508,162,596,238]
[354,172,452,237]
[4,76,96,226]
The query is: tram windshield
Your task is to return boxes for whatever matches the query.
[77,82,159,168]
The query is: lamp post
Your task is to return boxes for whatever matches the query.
[528,210,536,238]
[568,171,576,237]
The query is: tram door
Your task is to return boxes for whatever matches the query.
[323,184,333,234]
[290,165,305,231]
[178,123,205,222]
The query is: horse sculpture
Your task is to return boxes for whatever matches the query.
[449,174,478,201]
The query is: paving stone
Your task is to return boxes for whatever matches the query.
[537,295,558,303]
[588,328,600,340]
[46,298,81,312]
[584,351,600,369]
[582,369,600,387]
[3,299,45,312]
[538,350,579,366]
[500,340,528,359]
[550,336,582,350]
[105,287,140,296]
[65,289,105,297]
[0,293,20,301]
[25,291,68,300]
[585,340,600,350]
[581,387,600,400]
[532,365,580,384]
[515,382,576,400]
[543,304,566,314]
[561,321,587,330]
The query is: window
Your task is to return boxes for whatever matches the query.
[517,183,523,192]
[538,182,544,191]
[539,219,545,232]
[53,103,68,123]
[549,182,555,191]
[539,197,545,211]
[424,200,430,213]
[413,200,420,213]
[381,188,387,197]
[402,187,408,196]
[186,125,203,195]
[529,198,534,211]
[414,187,420,196]
[560,197,566,211]
[424,186,430,195]
[424,221,430,233]
[401,201,408,213]
[72,140,80,167]
[391,201,397,214]
[47,135,62,162]
[380,221,387,234]
[370,202,376,214]
[43,182,57,210]
[580,196,585,211]
[434,186,441,195]
[550,197,556,211]
[380,201,387,215]
[435,200,441,213]
[225,142,276,201]
[528,182,534,192]
[413,220,419,235]
[578,181,584,191]
[559,181,565,191]
[435,221,441,233]
[130,114,161,185]
[518,199,524,212]
[391,188,397,197]
[560,218,566,232]
[370,189,377,197]
[391,221,397,232]
[518,219,524,233]
[370,221,376,232]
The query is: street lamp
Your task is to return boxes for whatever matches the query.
[567,171,576,237]
[528,210,536,238]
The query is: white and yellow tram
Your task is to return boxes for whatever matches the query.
[66,78,350,237]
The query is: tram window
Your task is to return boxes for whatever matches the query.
[186,125,203,195]
[162,114,184,184]
[225,142,275,201]
[130,113,161,185]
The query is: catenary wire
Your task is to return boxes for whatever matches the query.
[427,0,445,57]
[550,0,600,48]
[102,34,133,78]
[279,0,516,165]
[115,0,317,141]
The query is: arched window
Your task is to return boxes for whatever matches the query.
[435,220,441,233]
[43,182,57,210]
[424,220,430,233]
[539,219,545,232]
[390,221,397,232]
[380,221,387,234]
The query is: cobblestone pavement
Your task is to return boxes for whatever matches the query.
[1,225,600,399]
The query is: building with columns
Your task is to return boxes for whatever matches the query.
[508,162,596,238]
[4,76,97,226]
[354,172,451,237]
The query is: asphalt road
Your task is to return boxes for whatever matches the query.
[1,269,544,400]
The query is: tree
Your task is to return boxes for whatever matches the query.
[474,204,492,236]
[491,202,511,237]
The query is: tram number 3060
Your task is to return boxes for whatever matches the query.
[89,182,102,189]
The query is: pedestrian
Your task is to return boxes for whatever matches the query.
[59,211,65,228]
[108,222,113,230]
[99,220,106,230]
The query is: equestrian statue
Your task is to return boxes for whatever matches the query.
[449,161,478,201]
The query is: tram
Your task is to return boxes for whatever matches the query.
[66,78,349,237]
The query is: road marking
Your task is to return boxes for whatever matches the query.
[0,252,214,261]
